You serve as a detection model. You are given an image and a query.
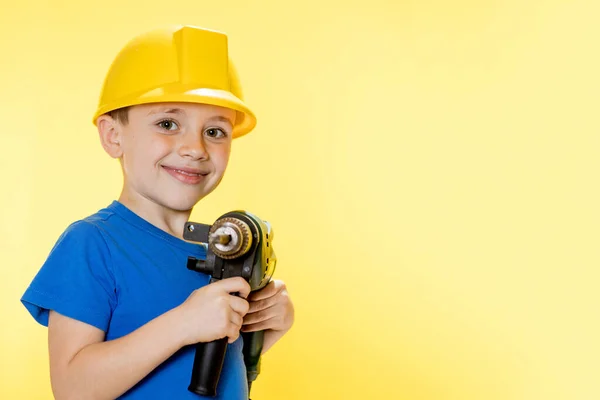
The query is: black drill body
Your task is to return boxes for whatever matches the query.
[183,211,276,399]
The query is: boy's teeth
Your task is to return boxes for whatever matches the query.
[177,169,199,176]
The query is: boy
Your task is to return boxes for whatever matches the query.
[20,25,294,399]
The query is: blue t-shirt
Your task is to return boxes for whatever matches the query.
[21,201,248,399]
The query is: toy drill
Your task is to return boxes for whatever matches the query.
[183,211,276,398]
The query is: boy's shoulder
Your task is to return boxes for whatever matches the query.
[63,207,115,231]
[62,201,150,236]
[81,201,124,228]
[22,203,122,330]
[52,203,120,247]
[59,201,206,256]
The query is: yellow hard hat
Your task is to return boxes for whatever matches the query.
[92,25,256,138]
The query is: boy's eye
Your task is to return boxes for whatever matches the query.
[157,120,179,131]
[205,128,226,138]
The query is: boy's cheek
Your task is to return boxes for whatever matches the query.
[211,150,231,172]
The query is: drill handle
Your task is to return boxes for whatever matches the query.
[187,279,240,396]
[188,337,228,396]
[242,330,264,383]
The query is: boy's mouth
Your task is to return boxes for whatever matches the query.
[162,165,209,185]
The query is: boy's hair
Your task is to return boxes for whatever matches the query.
[108,107,130,125]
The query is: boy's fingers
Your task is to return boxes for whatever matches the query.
[215,277,251,298]
[229,311,243,328]
[248,294,278,313]
[243,305,278,325]
[230,296,250,316]
[247,281,276,301]
[248,280,284,302]
[227,325,241,343]
[240,318,276,333]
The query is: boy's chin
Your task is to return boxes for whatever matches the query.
[160,189,215,212]
[160,196,203,212]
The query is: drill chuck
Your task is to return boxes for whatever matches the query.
[211,234,232,245]
[208,218,253,259]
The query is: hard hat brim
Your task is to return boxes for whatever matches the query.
[92,86,256,138]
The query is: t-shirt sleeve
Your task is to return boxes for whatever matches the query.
[21,220,117,332]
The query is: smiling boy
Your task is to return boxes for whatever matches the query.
[21,25,294,399]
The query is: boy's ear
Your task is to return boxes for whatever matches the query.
[97,115,124,158]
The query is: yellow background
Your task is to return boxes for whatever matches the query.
[1,0,599,399]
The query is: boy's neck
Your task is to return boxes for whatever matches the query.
[118,189,192,240]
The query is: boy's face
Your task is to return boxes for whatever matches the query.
[100,102,236,212]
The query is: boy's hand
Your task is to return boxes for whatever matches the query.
[176,277,251,346]
[241,280,294,334]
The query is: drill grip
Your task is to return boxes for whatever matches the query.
[188,284,243,397]
[188,337,228,396]
[242,330,264,383]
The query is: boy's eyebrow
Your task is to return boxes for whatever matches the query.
[147,107,185,116]
[207,116,234,126]
[147,109,233,125]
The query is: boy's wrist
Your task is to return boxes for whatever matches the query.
[261,327,291,354]
[165,306,189,348]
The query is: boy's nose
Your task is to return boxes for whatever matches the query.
[178,136,208,160]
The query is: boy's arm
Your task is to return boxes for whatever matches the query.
[48,277,250,400]
[49,308,184,400]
